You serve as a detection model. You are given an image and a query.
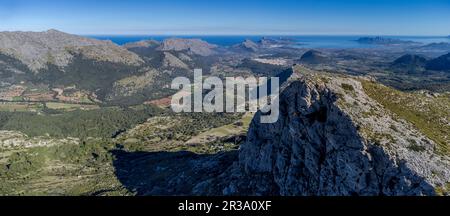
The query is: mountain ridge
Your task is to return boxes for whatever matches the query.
[0,29,143,72]
[157,38,218,56]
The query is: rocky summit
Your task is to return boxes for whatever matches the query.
[231,66,450,195]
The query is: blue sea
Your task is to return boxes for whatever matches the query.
[88,35,450,49]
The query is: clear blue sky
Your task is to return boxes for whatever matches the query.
[1,0,449,35]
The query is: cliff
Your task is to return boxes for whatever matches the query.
[228,66,450,195]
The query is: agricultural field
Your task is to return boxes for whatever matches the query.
[45,102,99,111]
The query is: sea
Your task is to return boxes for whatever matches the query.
[88,35,450,49]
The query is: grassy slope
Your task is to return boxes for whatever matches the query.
[362,80,450,155]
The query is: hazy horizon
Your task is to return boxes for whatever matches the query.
[78,32,450,37]
[1,0,449,36]
[0,29,448,37]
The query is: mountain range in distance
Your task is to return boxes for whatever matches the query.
[0,30,449,103]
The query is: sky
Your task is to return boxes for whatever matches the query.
[0,0,449,36]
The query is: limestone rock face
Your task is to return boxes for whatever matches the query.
[234,66,450,196]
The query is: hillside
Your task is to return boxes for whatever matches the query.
[299,50,328,64]
[418,42,450,51]
[0,29,143,72]
[157,38,218,56]
[0,30,164,103]
[1,66,449,196]
[391,54,427,73]
[426,53,450,71]
[232,39,259,52]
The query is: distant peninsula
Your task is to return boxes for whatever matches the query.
[356,36,418,45]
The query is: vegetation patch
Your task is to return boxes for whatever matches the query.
[407,143,426,152]
[362,80,450,155]
[0,105,163,139]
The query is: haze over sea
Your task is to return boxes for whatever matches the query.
[89,35,450,49]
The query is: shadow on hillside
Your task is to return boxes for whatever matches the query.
[111,150,237,196]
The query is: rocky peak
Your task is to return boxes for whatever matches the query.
[230,65,450,195]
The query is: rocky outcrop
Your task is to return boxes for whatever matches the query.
[0,29,143,72]
[157,38,217,56]
[230,66,450,195]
